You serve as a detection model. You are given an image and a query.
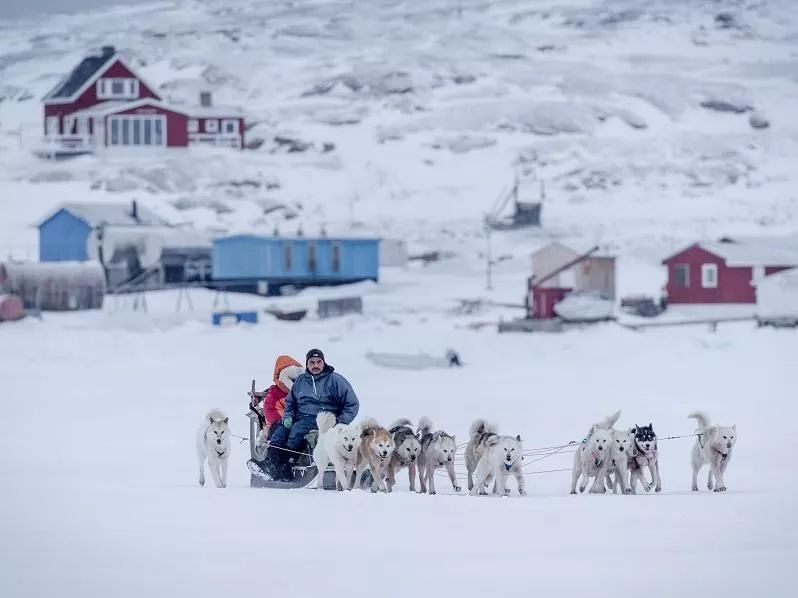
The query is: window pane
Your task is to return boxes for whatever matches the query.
[112,80,125,95]
[121,119,130,144]
[110,119,119,145]
[283,244,292,271]
[308,243,317,273]
[332,244,341,273]
[134,119,141,145]
[675,264,689,288]
[154,119,163,145]
[143,119,152,145]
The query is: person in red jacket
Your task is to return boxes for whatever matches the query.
[254,356,304,444]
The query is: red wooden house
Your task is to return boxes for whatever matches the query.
[662,238,798,304]
[42,46,244,154]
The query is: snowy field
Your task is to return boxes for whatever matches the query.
[2,0,798,595]
[2,281,797,597]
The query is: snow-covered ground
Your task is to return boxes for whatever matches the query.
[2,0,798,595]
[2,281,798,597]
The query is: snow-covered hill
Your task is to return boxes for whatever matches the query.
[1,0,797,273]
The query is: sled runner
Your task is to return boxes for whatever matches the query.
[246,379,373,490]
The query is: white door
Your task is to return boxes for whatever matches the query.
[45,116,59,136]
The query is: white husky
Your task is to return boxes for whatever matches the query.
[313,411,360,491]
[197,409,230,488]
[689,411,737,492]
[605,428,634,494]
[469,433,525,497]
[571,410,620,494]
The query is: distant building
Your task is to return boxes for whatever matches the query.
[37,201,213,290]
[38,200,169,262]
[42,45,245,154]
[0,261,106,311]
[662,237,798,304]
[212,234,380,295]
[527,242,616,318]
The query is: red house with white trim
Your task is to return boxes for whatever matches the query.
[42,46,244,154]
[662,237,798,304]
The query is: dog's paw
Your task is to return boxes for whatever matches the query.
[623,488,632,495]
[655,485,662,493]
[519,488,527,496]
[453,485,462,493]
[713,487,723,493]
[570,490,577,495]
[715,486,726,492]
[429,490,436,496]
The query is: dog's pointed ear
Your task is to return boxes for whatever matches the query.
[452,435,456,442]
[516,434,522,442]
[732,424,736,431]
[648,422,652,429]
[223,417,229,424]
[209,416,214,424]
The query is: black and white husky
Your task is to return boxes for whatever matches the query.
[689,411,737,492]
[417,417,460,495]
[629,423,662,493]
[197,409,230,488]
[385,419,421,492]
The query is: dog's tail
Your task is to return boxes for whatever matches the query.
[316,411,337,434]
[417,416,433,436]
[358,416,381,436]
[596,410,621,430]
[688,411,711,430]
[469,418,497,438]
[388,418,412,431]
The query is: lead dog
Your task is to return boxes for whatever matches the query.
[469,431,525,497]
[417,417,460,495]
[354,417,395,492]
[689,411,737,492]
[312,411,360,490]
[571,410,620,494]
[385,419,421,492]
[197,409,230,488]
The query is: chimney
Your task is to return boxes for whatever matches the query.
[101,45,115,57]
[200,91,212,107]
[131,200,139,223]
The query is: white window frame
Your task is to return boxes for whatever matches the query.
[64,115,75,135]
[188,119,199,133]
[46,116,60,135]
[97,78,139,100]
[106,114,167,147]
[701,263,718,288]
[222,119,238,134]
[204,119,219,133]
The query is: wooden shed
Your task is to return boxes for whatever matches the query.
[0,261,106,311]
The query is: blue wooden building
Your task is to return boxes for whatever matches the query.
[38,201,169,262]
[212,234,380,293]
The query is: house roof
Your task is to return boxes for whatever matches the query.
[68,98,183,118]
[39,202,170,228]
[188,105,245,118]
[697,238,798,267]
[43,46,117,102]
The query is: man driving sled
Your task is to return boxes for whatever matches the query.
[247,349,359,482]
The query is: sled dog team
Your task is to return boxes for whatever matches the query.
[314,414,524,495]
[198,407,737,495]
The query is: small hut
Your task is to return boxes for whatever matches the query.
[0,261,106,311]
